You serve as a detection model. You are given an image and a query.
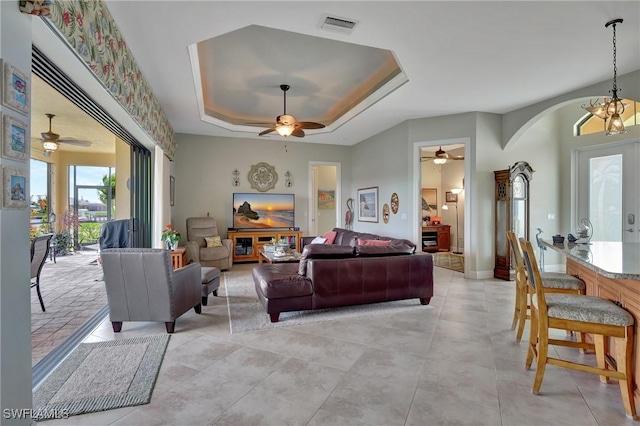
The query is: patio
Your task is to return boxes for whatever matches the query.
[31,249,106,366]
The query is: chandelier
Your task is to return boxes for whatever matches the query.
[583,18,626,136]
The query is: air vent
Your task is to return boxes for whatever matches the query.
[321,15,358,34]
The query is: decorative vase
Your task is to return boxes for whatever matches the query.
[166,241,174,250]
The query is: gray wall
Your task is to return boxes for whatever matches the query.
[1,3,33,424]
[172,134,351,240]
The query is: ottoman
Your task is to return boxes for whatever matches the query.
[201,266,221,306]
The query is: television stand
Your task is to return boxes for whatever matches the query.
[227,230,302,263]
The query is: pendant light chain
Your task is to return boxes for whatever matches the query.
[611,21,618,93]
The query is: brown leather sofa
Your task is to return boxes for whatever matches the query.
[253,228,433,322]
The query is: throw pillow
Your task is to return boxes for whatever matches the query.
[310,236,327,244]
[205,236,223,247]
[357,238,391,246]
[322,230,337,244]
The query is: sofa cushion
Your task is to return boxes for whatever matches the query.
[310,236,327,244]
[298,244,355,275]
[205,236,223,247]
[322,230,337,244]
[253,264,313,299]
[357,238,391,246]
[355,244,415,257]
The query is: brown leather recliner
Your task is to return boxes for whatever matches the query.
[184,217,233,270]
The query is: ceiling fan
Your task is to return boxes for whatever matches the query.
[421,146,465,164]
[258,85,325,138]
[39,113,92,153]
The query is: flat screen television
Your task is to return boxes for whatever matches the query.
[233,193,295,230]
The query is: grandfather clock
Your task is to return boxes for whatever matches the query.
[494,161,534,280]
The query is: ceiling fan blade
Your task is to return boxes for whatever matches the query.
[59,139,92,147]
[296,121,325,130]
[291,128,305,137]
[450,155,465,160]
[259,127,276,136]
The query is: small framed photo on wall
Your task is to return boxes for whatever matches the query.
[1,60,30,115]
[357,186,379,222]
[445,191,458,202]
[3,166,29,209]
[170,175,175,206]
[2,113,29,162]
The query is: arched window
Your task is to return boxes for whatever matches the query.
[576,99,640,136]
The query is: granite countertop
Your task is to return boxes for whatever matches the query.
[541,239,640,281]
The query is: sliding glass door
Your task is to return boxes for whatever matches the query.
[577,141,640,242]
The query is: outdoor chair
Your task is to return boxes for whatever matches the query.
[100,248,202,333]
[31,234,53,312]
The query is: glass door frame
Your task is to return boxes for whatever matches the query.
[576,140,640,243]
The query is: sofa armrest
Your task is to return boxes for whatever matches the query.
[184,241,200,264]
[301,236,317,251]
[171,262,201,314]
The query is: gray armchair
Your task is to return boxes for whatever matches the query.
[100,248,202,333]
[185,217,233,270]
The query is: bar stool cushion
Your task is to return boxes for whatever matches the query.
[541,272,586,291]
[533,293,634,326]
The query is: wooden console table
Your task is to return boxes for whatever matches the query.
[228,230,302,263]
[422,225,450,252]
[542,240,640,394]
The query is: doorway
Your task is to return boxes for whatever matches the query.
[309,162,341,236]
[576,140,640,242]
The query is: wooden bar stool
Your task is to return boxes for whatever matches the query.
[520,238,636,419]
[507,232,586,342]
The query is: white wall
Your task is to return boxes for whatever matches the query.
[0,3,34,423]
[172,134,351,240]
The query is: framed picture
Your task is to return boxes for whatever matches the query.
[1,60,30,115]
[2,113,29,162]
[446,191,458,202]
[3,166,29,209]
[357,186,378,222]
[421,188,437,219]
[318,189,335,210]
[170,175,175,206]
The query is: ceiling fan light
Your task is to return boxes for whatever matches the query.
[42,140,59,152]
[606,113,626,136]
[276,124,295,137]
[451,188,463,194]
[433,157,447,165]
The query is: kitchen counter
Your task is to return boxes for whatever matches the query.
[541,240,640,281]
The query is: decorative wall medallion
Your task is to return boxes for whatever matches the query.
[382,203,390,223]
[390,192,399,214]
[248,162,278,192]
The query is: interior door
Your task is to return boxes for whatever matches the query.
[577,141,640,242]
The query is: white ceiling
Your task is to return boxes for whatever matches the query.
[63,1,640,146]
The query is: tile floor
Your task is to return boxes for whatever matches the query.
[38,263,636,426]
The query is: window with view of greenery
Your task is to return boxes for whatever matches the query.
[30,159,51,240]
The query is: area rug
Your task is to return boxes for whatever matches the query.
[432,252,464,273]
[224,270,430,333]
[33,335,170,421]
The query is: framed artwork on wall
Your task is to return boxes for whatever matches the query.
[421,188,437,219]
[2,113,29,162]
[318,190,335,209]
[1,60,30,115]
[357,186,378,222]
[3,166,29,209]
[446,191,458,202]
